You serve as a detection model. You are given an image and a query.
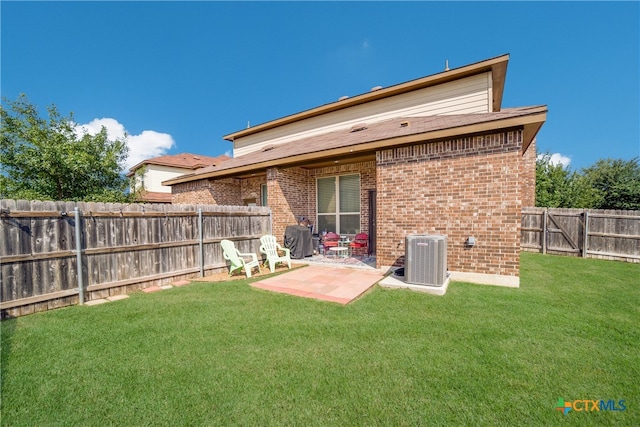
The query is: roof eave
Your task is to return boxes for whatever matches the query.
[166,108,546,186]
[127,154,230,175]
[223,54,510,142]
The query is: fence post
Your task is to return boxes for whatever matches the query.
[582,210,589,258]
[542,209,547,254]
[74,207,84,305]
[198,208,204,277]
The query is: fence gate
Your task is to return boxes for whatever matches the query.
[545,211,582,255]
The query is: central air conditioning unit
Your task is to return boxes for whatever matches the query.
[405,234,447,286]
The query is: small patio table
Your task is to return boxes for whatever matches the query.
[338,237,351,255]
[328,246,349,258]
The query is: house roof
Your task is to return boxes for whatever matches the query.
[127,153,230,176]
[164,105,547,186]
[223,54,509,142]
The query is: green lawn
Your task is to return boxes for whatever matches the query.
[1,253,638,426]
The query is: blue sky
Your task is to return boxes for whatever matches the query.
[2,1,638,171]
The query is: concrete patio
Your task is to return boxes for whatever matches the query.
[250,264,384,304]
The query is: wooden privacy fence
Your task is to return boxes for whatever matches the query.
[0,199,271,317]
[521,207,640,262]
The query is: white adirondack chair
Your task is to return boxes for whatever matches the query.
[220,239,261,278]
[259,235,292,273]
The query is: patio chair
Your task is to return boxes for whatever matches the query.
[259,234,292,273]
[322,232,340,255]
[349,233,369,257]
[220,239,261,278]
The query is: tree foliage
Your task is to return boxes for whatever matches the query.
[536,152,640,210]
[581,158,640,210]
[1,94,131,202]
[535,153,581,208]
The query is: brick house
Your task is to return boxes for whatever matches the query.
[164,54,546,287]
[127,153,229,203]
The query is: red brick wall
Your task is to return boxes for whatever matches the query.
[172,178,242,205]
[267,166,311,244]
[173,177,266,206]
[522,138,537,207]
[376,130,524,278]
[241,176,266,205]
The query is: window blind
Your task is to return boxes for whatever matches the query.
[339,174,360,213]
[317,177,336,213]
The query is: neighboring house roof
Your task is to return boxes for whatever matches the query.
[224,54,509,142]
[164,105,547,185]
[127,153,230,176]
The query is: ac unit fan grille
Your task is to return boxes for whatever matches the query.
[405,234,447,286]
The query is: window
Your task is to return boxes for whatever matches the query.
[261,184,268,206]
[317,174,360,234]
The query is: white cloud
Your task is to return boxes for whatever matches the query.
[549,153,571,168]
[76,118,126,140]
[127,131,175,169]
[537,152,571,168]
[75,118,175,169]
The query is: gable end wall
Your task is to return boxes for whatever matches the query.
[234,73,492,157]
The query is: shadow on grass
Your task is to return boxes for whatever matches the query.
[191,263,308,284]
[0,315,17,393]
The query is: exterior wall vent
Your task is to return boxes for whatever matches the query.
[400,121,409,128]
[405,234,447,286]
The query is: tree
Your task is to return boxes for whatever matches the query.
[535,152,583,208]
[580,158,640,210]
[535,152,640,210]
[1,94,131,202]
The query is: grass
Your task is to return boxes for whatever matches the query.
[1,253,638,426]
